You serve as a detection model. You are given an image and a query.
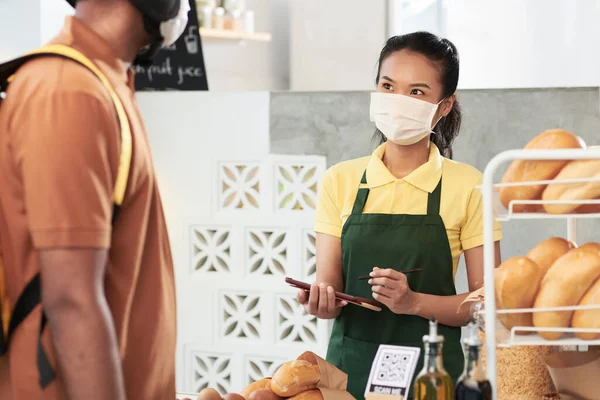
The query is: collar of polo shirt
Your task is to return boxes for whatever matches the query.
[365,142,443,193]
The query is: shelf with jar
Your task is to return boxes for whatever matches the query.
[195,0,272,42]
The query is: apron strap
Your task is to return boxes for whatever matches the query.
[351,170,369,215]
[427,178,443,215]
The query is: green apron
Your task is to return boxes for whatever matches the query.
[326,171,463,400]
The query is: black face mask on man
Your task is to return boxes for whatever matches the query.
[65,0,190,66]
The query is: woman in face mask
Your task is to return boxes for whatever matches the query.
[296,31,503,399]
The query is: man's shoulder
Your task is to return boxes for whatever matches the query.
[7,55,110,105]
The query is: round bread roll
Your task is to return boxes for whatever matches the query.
[198,388,223,400]
[248,389,283,400]
[541,158,600,214]
[526,237,576,275]
[288,389,324,400]
[270,360,320,397]
[500,129,585,213]
[572,278,600,340]
[223,394,245,400]
[495,257,545,332]
[240,379,272,400]
[533,249,600,339]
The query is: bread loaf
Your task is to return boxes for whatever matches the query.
[571,278,600,340]
[288,389,323,400]
[198,388,223,400]
[533,250,600,339]
[223,394,245,400]
[526,237,576,275]
[500,129,585,212]
[248,389,283,400]
[495,257,545,332]
[541,158,600,214]
[240,379,272,400]
[270,360,320,397]
[574,242,600,257]
[575,198,600,214]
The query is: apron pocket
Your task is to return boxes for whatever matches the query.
[339,336,380,400]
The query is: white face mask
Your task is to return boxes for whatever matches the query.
[160,0,191,47]
[369,92,444,146]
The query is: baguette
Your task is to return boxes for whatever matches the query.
[240,379,272,400]
[575,197,600,214]
[571,278,600,340]
[533,250,600,339]
[541,158,600,214]
[500,129,585,212]
[495,257,545,332]
[270,360,320,397]
[526,237,576,275]
[574,242,600,257]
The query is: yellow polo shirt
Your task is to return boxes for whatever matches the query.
[315,143,502,276]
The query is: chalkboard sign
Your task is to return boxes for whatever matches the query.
[134,0,209,91]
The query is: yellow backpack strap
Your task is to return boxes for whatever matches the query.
[22,44,132,206]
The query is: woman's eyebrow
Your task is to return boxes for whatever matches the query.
[381,75,396,83]
[409,83,432,89]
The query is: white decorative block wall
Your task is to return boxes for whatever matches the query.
[275,294,319,345]
[275,161,323,211]
[302,230,317,281]
[244,356,286,385]
[191,226,233,274]
[180,154,329,395]
[220,291,263,341]
[246,228,289,276]
[188,351,233,394]
[218,162,261,211]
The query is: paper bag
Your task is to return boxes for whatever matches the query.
[319,388,357,400]
[457,287,484,315]
[297,351,348,391]
[545,350,600,400]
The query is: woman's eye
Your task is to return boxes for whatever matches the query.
[410,89,425,95]
[383,83,393,90]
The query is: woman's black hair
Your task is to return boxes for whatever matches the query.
[374,31,461,159]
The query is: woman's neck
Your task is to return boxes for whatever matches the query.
[382,138,430,180]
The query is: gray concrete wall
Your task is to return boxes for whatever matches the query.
[269,88,600,293]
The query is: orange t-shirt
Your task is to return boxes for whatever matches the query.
[0,17,176,399]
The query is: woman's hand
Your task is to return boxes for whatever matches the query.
[296,283,348,319]
[369,267,420,315]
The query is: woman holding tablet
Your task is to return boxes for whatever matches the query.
[296,31,502,399]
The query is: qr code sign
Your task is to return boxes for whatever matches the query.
[372,350,414,387]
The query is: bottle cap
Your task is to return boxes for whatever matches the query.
[423,317,444,343]
[462,319,483,347]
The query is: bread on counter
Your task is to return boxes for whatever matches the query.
[541,157,600,214]
[495,256,545,332]
[500,129,585,213]
[533,249,600,339]
[240,379,273,400]
[288,390,323,400]
[270,360,320,397]
[526,237,576,275]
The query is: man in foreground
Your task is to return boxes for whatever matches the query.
[0,0,189,398]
